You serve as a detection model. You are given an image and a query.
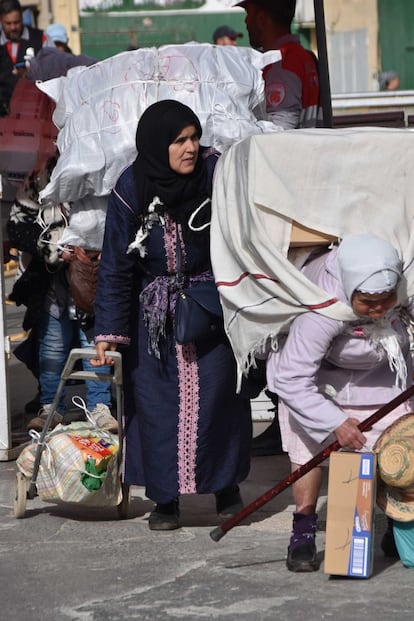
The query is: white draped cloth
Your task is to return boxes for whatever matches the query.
[210,128,414,387]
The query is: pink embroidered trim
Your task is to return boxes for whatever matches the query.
[95,334,130,345]
[176,342,200,494]
[164,216,199,493]
[164,214,176,273]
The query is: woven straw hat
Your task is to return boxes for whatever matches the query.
[373,413,414,521]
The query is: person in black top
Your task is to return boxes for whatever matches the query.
[0,0,53,115]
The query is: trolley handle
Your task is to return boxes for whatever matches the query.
[60,348,123,385]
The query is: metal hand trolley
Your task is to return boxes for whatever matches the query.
[13,348,130,519]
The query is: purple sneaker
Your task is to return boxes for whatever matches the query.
[286,512,320,572]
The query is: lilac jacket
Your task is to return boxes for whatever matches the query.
[267,248,413,443]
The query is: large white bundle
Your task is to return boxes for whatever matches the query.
[210,128,414,383]
[39,43,279,204]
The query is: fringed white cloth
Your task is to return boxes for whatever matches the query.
[363,319,408,391]
[210,129,414,389]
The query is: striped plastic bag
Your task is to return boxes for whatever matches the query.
[17,422,122,506]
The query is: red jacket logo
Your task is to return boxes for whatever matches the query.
[266,83,286,107]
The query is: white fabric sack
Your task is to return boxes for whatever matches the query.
[38,44,280,204]
[58,195,108,249]
[210,127,414,386]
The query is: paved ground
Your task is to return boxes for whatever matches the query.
[1,449,412,621]
[1,249,413,621]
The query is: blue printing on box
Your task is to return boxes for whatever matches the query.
[348,453,375,578]
[359,453,375,479]
[349,533,370,577]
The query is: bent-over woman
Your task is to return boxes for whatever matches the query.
[267,234,414,571]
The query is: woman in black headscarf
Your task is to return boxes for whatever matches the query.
[93,100,252,529]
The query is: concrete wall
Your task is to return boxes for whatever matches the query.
[20,1,82,55]
[324,0,379,91]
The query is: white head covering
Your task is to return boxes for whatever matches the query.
[337,234,406,390]
[337,234,402,303]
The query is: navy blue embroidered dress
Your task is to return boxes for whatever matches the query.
[94,152,252,504]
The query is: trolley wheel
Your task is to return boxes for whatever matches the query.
[117,483,131,519]
[14,472,27,519]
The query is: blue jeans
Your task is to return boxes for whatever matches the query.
[38,309,112,413]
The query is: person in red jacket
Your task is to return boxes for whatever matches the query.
[236,0,321,129]
[0,0,54,115]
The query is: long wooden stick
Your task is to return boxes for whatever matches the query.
[210,385,414,542]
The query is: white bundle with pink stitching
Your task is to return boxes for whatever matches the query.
[38,43,280,204]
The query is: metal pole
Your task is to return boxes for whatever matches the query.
[313,0,333,128]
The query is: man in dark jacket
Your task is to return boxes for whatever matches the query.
[0,0,54,115]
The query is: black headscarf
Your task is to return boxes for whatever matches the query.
[133,100,209,221]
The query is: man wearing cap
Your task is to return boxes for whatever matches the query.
[212,25,243,46]
[46,23,73,54]
[25,24,96,82]
[0,0,54,115]
[236,0,321,129]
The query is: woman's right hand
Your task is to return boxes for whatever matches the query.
[91,341,118,366]
[334,417,367,450]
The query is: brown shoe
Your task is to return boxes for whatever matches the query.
[27,405,63,432]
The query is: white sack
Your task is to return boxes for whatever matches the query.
[58,195,108,249]
[39,44,280,204]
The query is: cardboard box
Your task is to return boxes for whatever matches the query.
[324,451,376,578]
[290,221,337,247]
